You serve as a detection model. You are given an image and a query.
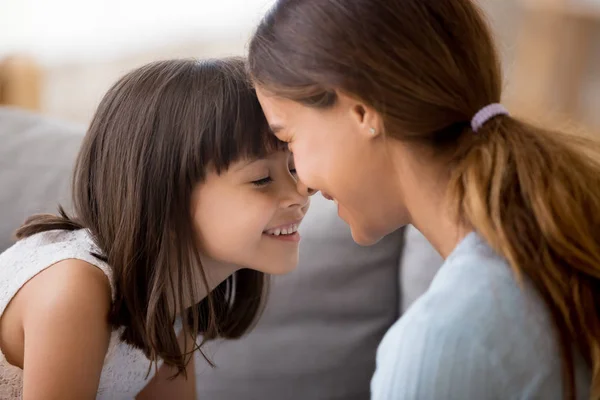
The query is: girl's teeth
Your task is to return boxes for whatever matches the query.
[266,224,298,236]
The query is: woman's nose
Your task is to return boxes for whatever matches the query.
[297,180,318,197]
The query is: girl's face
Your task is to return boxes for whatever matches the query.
[256,87,408,246]
[192,150,310,274]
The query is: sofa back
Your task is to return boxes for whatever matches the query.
[0,107,84,251]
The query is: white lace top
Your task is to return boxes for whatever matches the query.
[0,229,161,399]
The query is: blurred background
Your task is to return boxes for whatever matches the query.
[0,0,276,123]
[1,2,599,398]
[0,0,599,131]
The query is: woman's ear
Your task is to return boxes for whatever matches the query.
[338,92,383,140]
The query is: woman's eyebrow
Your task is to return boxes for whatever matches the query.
[269,124,284,134]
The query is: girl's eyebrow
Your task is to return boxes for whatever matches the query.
[233,159,260,172]
[233,149,291,173]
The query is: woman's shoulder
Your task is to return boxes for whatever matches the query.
[411,233,544,316]
[379,234,527,365]
[400,232,556,353]
[371,232,572,399]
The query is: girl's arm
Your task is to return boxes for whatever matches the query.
[18,259,112,399]
[135,331,197,400]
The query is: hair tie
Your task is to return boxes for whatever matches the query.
[471,103,509,132]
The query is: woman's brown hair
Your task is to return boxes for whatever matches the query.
[16,57,281,374]
[249,0,600,397]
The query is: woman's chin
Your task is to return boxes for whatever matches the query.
[349,225,383,247]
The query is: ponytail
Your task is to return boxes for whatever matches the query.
[448,116,600,399]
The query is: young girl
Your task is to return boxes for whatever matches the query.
[0,57,311,399]
[249,0,599,398]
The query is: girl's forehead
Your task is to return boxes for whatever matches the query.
[242,149,292,164]
[219,149,292,174]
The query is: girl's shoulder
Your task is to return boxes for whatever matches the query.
[0,256,114,399]
[0,229,114,316]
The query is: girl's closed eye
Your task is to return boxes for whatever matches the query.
[252,176,273,187]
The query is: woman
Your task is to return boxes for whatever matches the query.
[248,0,600,398]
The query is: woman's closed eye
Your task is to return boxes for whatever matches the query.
[288,153,297,176]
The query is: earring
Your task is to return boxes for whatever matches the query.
[369,127,376,135]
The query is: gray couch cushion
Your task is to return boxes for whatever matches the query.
[399,225,443,313]
[195,194,403,400]
[0,106,84,251]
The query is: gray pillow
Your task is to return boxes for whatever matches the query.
[0,106,84,251]
[195,194,404,400]
[399,225,443,313]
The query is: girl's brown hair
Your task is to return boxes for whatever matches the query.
[16,57,282,374]
[249,0,600,397]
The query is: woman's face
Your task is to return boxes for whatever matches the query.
[256,87,408,245]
